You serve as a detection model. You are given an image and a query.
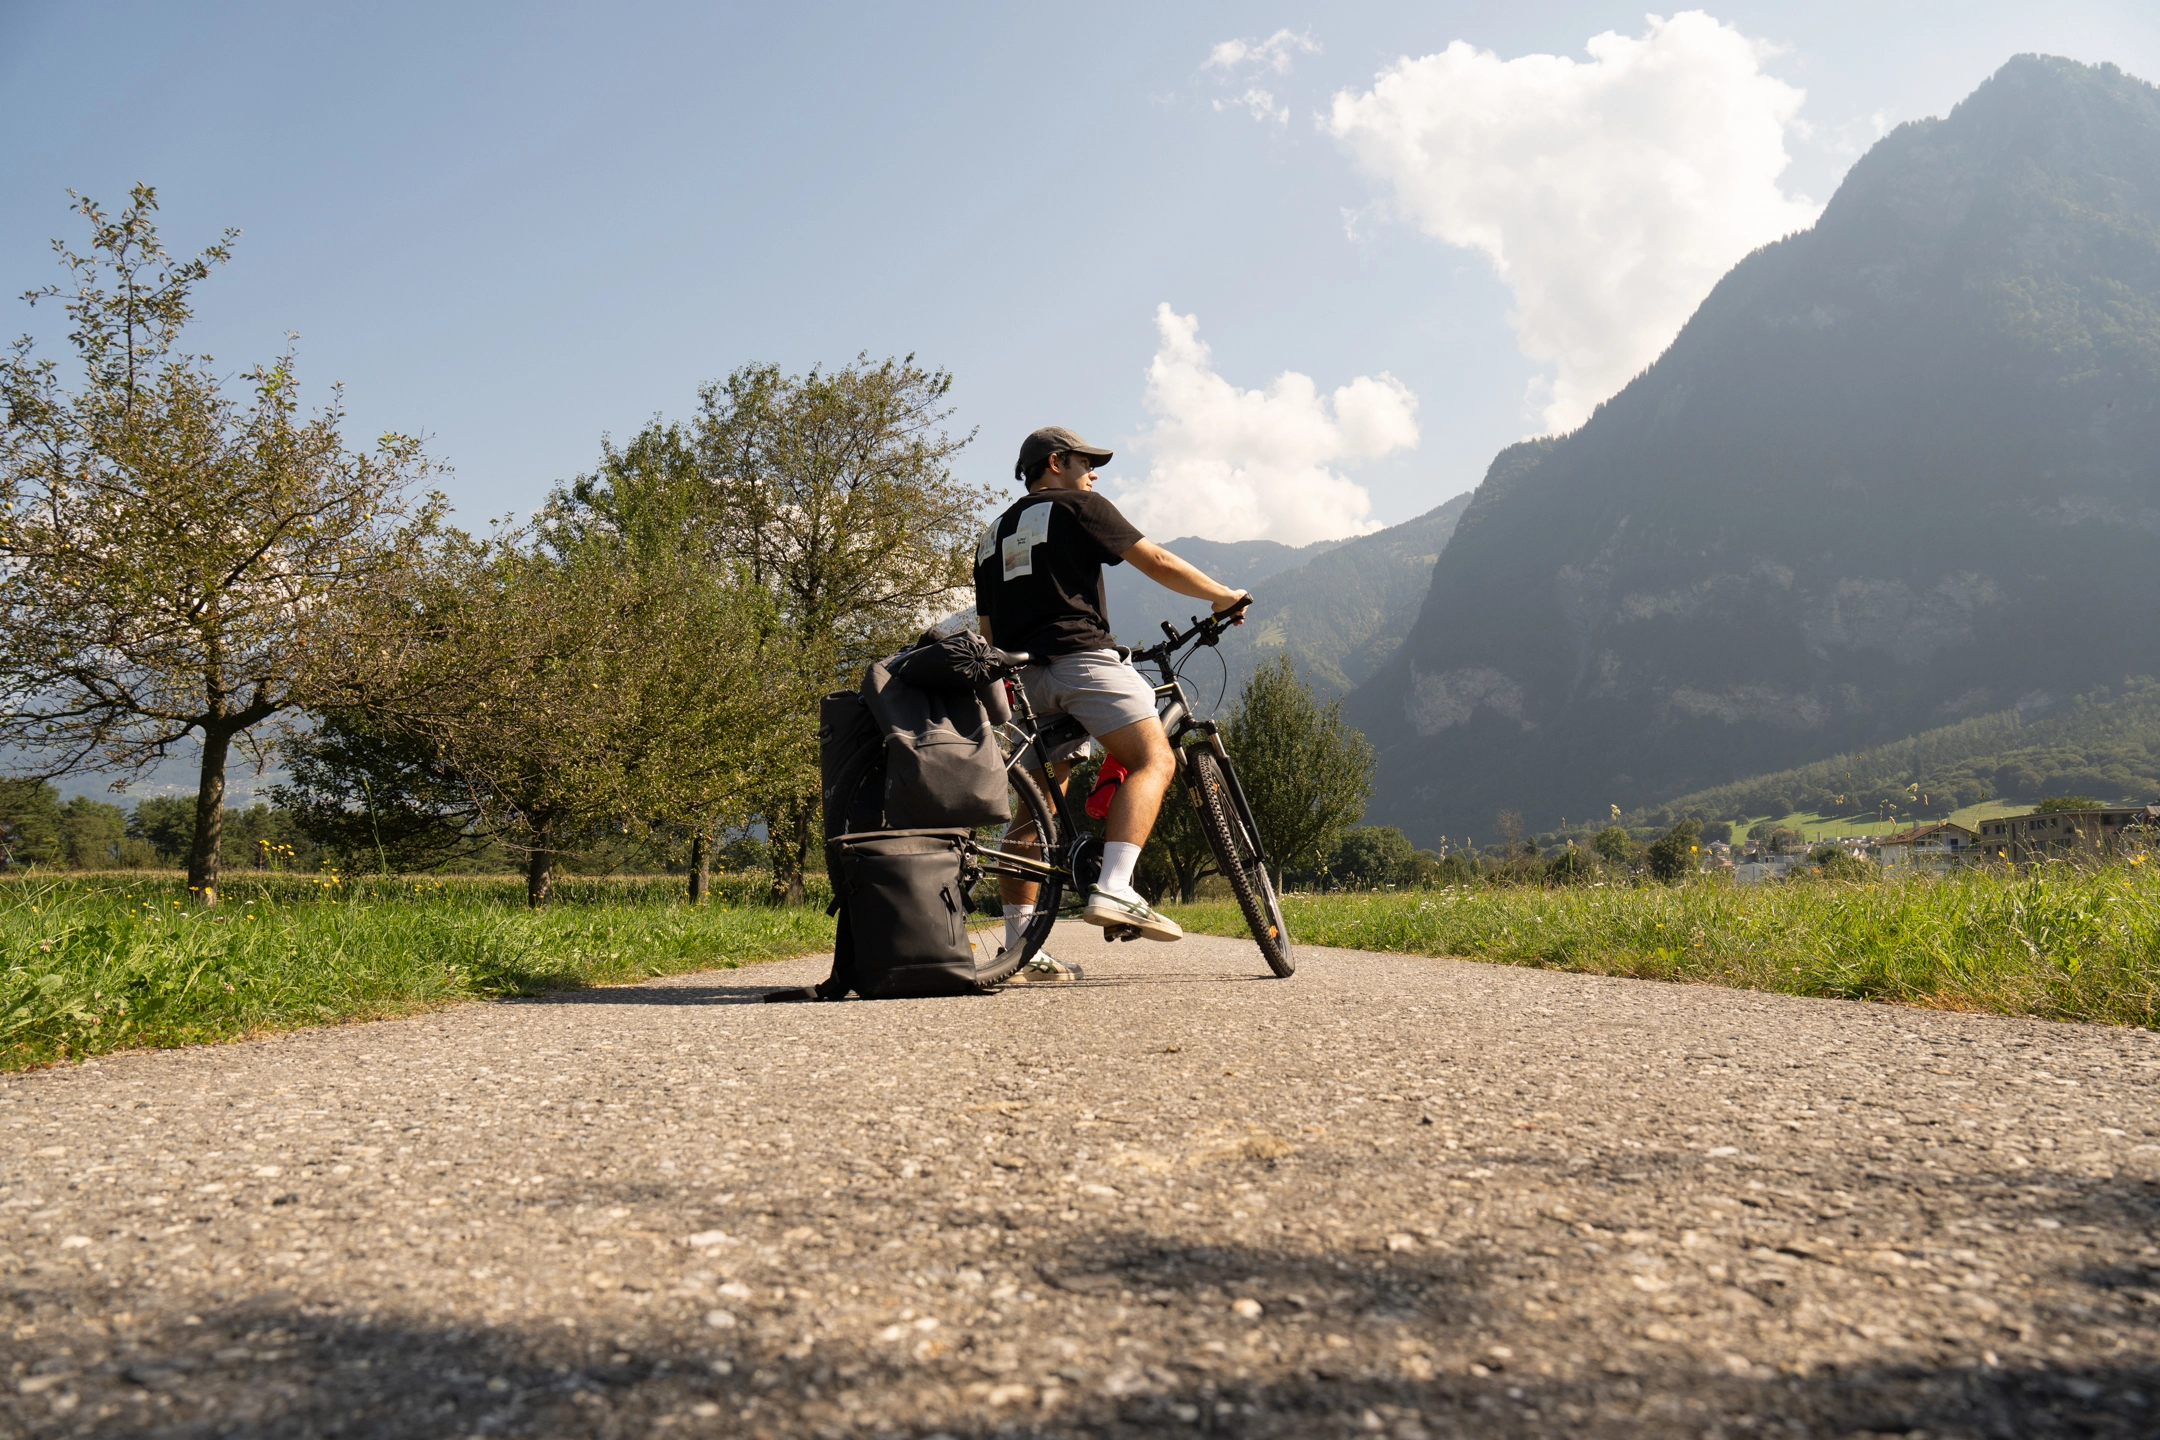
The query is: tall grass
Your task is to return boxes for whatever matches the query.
[0,873,835,1070]
[1173,861,2160,1027]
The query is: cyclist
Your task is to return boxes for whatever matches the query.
[974,425,1249,969]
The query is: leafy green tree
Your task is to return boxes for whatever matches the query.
[127,796,195,863]
[1331,825,1415,889]
[2035,794,2106,812]
[1545,844,1593,884]
[0,780,62,869]
[1221,654,1374,887]
[58,796,129,868]
[273,709,495,872]
[0,187,439,906]
[691,358,989,902]
[542,419,792,901]
[1807,842,1874,881]
[1593,826,1633,865]
[1644,818,1702,884]
[309,522,776,906]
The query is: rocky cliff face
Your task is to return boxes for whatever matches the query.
[1347,56,2160,844]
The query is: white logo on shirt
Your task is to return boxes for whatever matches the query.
[1000,501,1054,581]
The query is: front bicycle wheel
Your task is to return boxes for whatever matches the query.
[1187,749,1295,976]
[964,763,1063,986]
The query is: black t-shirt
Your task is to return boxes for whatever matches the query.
[973,488,1144,658]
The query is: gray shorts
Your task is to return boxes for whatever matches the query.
[1020,650,1161,758]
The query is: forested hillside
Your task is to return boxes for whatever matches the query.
[1633,678,2160,827]
[1104,495,1469,700]
[1349,56,2160,845]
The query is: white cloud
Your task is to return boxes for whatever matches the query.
[1112,305,1418,545]
[1206,28,1319,76]
[1325,10,1820,432]
[1213,87,1287,125]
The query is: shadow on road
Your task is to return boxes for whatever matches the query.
[13,1163,2158,1438]
[518,980,791,1007]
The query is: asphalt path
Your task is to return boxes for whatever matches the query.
[5,922,2160,1439]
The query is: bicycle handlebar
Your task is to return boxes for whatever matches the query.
[1132,593,1252,670]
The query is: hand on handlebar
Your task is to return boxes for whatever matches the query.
[1212,591,1252,625]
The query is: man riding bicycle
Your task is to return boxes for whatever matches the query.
[974,426,1250,968]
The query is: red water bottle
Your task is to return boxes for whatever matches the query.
[1085,756,1128,820]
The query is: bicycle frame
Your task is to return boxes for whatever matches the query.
[968,603,1279,903]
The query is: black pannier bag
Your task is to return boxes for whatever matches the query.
[863,644,1009,831]
[771,630,1011,1003]
[826,829,984,998]
[818,690,886,837]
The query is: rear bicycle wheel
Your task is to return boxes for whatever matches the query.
[1187,749,1295,976]
[964,763,1063,985]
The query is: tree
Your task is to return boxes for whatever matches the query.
[272,707,497,873]
[0,779,62,869]
[1808,842,1874,881]
[542,419,792,901]
[691,358,988,902]
[1545,844,1593,884]
[1330,825,1415,889]
[307,521,777,906]
[1644,818,1702,884]
[58,796,129,869]
[1593,825,1633,865]
[1221,654,1374,887]
[0,187,438,905]
[128,796,195,863]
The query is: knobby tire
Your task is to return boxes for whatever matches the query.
[1186,748,1296,977]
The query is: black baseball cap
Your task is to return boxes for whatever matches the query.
[1015,425,1113,484]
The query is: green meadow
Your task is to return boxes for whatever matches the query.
[1174,859,2160,1028]
[0,874,834,1071]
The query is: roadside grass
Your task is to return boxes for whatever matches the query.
[0,873,835,1071]
[1170,860,2160,1027]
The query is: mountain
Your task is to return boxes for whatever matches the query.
[1102,535,1341,646]
[1348,55,2160,845]
[1633,677,2160,829]
[1103,495,1470,701]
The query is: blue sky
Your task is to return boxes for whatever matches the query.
[5,1,2158,545]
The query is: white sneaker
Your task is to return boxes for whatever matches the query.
[1006,951,1083,983]
[1081,886,1182,941]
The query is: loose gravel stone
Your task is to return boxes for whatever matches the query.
[3,921,2158,1437]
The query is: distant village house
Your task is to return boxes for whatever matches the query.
[1974,804,2160,864]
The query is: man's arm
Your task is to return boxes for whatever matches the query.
[1120,539,1249,617]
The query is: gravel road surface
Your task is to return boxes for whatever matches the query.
[5,922,2160,1439]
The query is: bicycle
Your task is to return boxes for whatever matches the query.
[955,596,1295,983]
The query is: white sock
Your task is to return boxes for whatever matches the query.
[1003,904,1033,952]
[1098,840,1142,897]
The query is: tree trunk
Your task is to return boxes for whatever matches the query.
[187,728,232,906]
[526,819,555,908]
[767,796,809,907]
[688,824,711,906]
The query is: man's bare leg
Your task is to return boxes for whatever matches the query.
[1095,716,1176,846]
[1082,717,1183,939]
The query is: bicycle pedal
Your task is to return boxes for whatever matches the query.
[1104,924,1142,943]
